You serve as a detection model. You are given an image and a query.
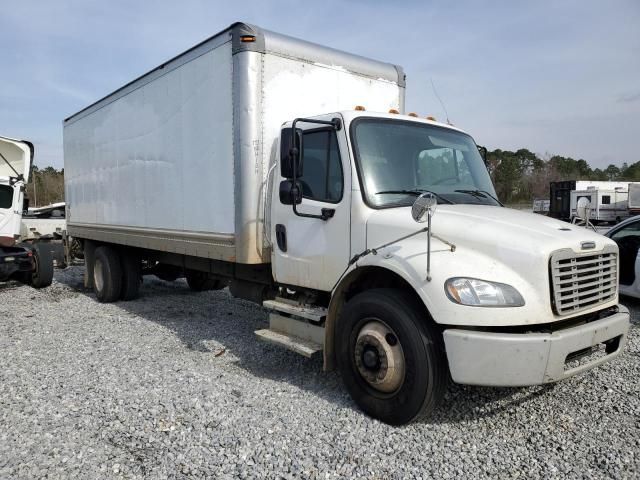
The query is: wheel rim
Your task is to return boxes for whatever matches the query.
[32,250,40,282]
[354,320,405,393]
[94,259,104,292]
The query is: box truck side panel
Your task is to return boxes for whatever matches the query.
[261,53,403,178]
[65,41,235,257]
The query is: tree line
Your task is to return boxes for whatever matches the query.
[486,149,640,204]
[25,152,640,207]
[26,166,65,208]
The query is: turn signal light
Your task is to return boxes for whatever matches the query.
[240,35,256,43]
[354,105,366,111]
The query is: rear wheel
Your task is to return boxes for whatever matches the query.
[29,243,54,289]
[120,251,141,301]
[185,270,222,291]
[93,246,122,303]
[336,288,447,425]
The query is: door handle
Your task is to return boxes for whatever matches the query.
[275,224,287,252]
[321,208,335,220]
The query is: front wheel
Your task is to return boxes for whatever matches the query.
[336,289,447,425]
[29,243,54,289]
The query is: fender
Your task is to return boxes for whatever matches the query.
[324,261,436,371]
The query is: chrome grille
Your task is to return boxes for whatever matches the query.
[550,247,617,316]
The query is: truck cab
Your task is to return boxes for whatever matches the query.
[0,136,54,287]
[268,110,629,424]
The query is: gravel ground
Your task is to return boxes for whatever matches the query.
[1,267,638,479]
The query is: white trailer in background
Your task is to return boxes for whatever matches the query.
[532,198,550,214]
[628,183,640,215]
[570,187,630,224]
[64,22,629,425]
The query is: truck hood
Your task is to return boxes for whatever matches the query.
[0,136,33,182]
[366,204,612,259]
[364,205,618,326]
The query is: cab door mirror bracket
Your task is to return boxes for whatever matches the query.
[280,117,342,221]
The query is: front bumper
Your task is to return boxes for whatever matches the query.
[0,246,33,280]
[443,306,630,387]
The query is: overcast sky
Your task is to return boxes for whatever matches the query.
[1,0,638,169]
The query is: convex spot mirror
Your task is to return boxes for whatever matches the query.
[279,179,302,205]
[280,128,304,178]
[412,192,437,223]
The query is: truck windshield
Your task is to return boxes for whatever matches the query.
[0,184,13,209]
[351,118,499,208]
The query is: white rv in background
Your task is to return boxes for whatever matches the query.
[628,183,640,214]
[570,186,631,224]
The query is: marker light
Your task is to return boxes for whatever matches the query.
[408,112,418,117]
[240,35,256,43]
[388,109,399,114]
[426,116,436,121]
[354,105,366,111]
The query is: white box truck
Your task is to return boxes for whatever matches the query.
[0,136,55,287]
[64,23,630,425]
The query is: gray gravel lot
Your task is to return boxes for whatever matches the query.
[1,266,638,479]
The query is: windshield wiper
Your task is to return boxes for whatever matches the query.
[454,189,503,206]
[375,189,454,204]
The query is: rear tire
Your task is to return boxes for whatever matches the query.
[336,288,447,425]
[29,243,54,289]
[120,251,141,301]
[185,270,222,291]
[93,246,122,303]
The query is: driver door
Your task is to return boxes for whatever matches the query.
[271,116,351,291]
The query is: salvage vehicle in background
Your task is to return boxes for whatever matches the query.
[0,136,54,287]
[64,22,630,425]
[606,215,640,299]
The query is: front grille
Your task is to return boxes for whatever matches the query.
[550,247,617,316]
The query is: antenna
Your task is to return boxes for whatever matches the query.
[430,77,450,124]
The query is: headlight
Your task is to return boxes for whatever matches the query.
[445,277,525,307]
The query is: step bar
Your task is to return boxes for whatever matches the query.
[255,311,325,358]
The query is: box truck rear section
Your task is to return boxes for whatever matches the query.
[64,22,403,297]
[65,23,630,425]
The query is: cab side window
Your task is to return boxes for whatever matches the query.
[299,130,343,203]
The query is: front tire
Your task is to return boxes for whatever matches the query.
[29,243,54,289]
[336,289,447,425]
[93,246,122,303]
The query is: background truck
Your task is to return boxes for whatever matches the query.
[549,180,629,221]
[0,136,55,287]
[570,186,631,224]
[64,22,630,425]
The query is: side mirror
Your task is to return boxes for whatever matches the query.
[477,145,488,166]
[279,179,302,205]
[280,128,304,178]
[411,192,437,223]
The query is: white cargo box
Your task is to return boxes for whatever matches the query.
[64,22,405,264]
